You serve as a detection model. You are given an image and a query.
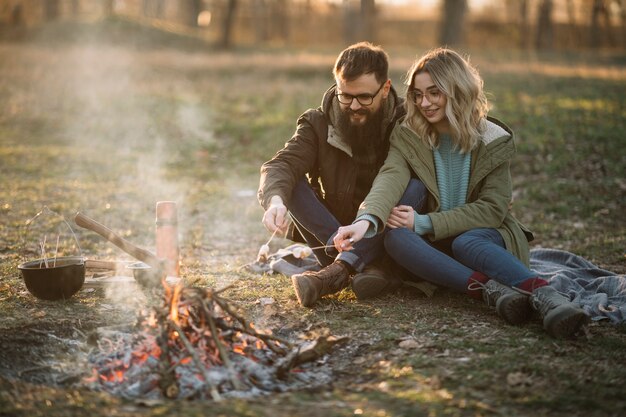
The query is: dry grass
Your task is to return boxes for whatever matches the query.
[0,20,625,417]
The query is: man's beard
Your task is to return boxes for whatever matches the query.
[336,103,386,155]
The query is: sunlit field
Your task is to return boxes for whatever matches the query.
[1,20,625,417]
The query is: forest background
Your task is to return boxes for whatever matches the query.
[2,0,626,51]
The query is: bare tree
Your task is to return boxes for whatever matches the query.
[179,0,203,27]
[614,0,626,48]
[219,0,239,49]
[342,1,359,44]
[71,0,80,17]
[103,0,114,17]
[590,0,614,47]
[360,0,376,42]
[10,3,23,26]
[439,0,468,46]
[338,0,376,44]
[564,0,581,46]
[517,0,530,49]
[143,0,165,19]
[253,0,269,44]
[45,0,61,21]
[272,0,290,44]
[535,0,554,50]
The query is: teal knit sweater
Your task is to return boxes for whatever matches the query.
[360,134,471,236]
[413,134,471,235]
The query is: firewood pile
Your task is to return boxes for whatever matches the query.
[85,282,347,400]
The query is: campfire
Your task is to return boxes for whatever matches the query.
[17,207,346,400]
[85,280,346,400]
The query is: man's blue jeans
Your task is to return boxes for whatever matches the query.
[287,178,426,273]
[385,226,536,292]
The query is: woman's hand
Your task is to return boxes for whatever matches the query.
[387,205,415,229]
[333,220,370,252]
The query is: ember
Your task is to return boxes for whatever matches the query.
[86,282,346,400]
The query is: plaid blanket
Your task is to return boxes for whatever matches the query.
[530,248,626,323]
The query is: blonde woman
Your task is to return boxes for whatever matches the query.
[333,48,587,338]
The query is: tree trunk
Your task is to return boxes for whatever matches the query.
[103,0,114,17]
[621,0,626,49]
[360,0,376,42]
[342,1,359,45]
[220,0,238,49]
[253,0,269,44]
[10,4,23,26]
[45,0,61,21]
[519,0,529,49]
[180,0,203,27]
[564,0,580,46]
[71,0,80,17]
[271,0,290,44]
[504,0,529,48]
[591,0,615,47]
[143,0,152,17]
[143,0,165,19]
[439,0,467,46]
[535,0,554,50]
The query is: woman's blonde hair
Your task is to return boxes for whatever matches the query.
[404,47,489,152]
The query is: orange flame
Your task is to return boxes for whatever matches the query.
[169,282,183,323]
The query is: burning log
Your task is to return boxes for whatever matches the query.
[86,282,347,399]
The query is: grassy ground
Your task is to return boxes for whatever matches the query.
[1,20,625,417]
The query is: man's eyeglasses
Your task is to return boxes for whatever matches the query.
[410,88,443,105]
[336,82,385,106]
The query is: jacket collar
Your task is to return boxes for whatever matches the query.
[396,116,515,199]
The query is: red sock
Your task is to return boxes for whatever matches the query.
[515,277,548,294]
[466,271,490,300]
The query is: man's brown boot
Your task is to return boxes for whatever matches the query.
[352,264,391,300]
[291,261,350,307]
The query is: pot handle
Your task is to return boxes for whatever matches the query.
[74,212,162,270]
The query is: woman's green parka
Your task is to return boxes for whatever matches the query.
[357,116,534,266]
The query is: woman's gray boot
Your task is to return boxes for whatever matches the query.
[530,286,588,338]
[481,280,532,325]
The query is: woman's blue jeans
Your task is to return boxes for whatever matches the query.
[385,225,536,293]
[287,178,426,272]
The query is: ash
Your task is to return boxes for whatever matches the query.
[84,284,344,400]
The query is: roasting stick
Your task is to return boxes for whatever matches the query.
[266,227,280,246]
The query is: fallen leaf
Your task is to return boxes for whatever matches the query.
[507,371,532,387]
[399,339,420,349]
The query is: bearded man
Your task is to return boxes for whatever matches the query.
[258,42,415,307]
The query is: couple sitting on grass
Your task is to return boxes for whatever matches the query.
[257,42,588,339]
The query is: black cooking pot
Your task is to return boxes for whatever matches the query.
[18,256,85,301]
